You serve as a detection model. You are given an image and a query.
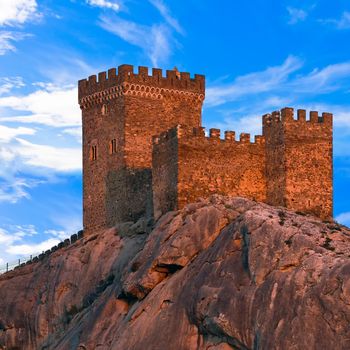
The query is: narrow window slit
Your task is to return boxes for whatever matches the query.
[91,145,97,160]
[110,139,117,154]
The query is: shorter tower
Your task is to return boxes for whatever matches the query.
[263,107,333,219]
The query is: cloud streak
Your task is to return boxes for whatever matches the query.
[206,56,303,106]
[99,15,173,66]
[320,12,350,30]
[206,57,350,107]
[149,0,184,34]
[0,31,31,55]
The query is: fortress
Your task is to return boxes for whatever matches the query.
[78,64,333,233]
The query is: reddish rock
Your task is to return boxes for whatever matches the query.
[0,196,349,349]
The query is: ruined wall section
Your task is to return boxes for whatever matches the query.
[264,108,333,219]
[152,125,267,218]
[79,65,205,230]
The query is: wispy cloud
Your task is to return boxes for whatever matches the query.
[0,0,38,26]
[287,7,308,25]
[336,212,350,226]
[149,0,184,34]
[320,11,350,30]
[86,0,120,12]
[0,31,31,55]
[13,138,81,172]
[6,238,60,256]
[0,124,35,142]
[99,15,173,66]
[0,76,25,95]
[0,224,45,259]
[0,178,39,203]
[206,57,350,107]
[291,62,350,93]
[0,84,80,127]
[206,56,303,106]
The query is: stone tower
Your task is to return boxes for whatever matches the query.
[263,107,333,219]
[78,65,205,232]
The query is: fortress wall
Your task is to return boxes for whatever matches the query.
[152,126,267,218]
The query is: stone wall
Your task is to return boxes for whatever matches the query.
[152,126,267,218]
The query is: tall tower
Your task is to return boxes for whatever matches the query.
[78,65,205,232]
[263,107,333,220]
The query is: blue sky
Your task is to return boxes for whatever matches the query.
[0,0,349,265]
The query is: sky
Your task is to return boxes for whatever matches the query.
[0,0,349,266]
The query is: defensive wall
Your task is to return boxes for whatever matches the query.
[152,108,333,220]
[152,126,266,220]
[0,230,84,277]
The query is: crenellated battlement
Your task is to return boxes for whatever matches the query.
[152,124,265,146]
[263,107,333,128]
[78,64,205,108]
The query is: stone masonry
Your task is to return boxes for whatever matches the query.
[79,64,333,232]
[79,65,204,231]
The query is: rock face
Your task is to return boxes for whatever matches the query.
[1,196,350,350]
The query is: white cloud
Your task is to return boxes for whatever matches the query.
[0,125,36,142]
[0,0,38,26]
[0,223,75,269]
[206,56,303,106]
[13,138,81,172]
[206,58,350,107]
[149,0,184,34]
[86,0,120,12]
[45,229,70,240]
[336,212,350,226]
[6,238,60,256]
[321,12,350,30]
[292,62,350,93]
[287,7,308,24]
[0,31,30,55]
[0,85,80,127]
[337,12,350,29]
[0,177,41,203]
[0,76,25,95]
[99,15,172,66]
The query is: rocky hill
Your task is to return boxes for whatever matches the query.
[0,196,350,350]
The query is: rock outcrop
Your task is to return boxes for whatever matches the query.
[0,196,350,350]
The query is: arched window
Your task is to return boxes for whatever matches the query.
[101,104,108,116]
